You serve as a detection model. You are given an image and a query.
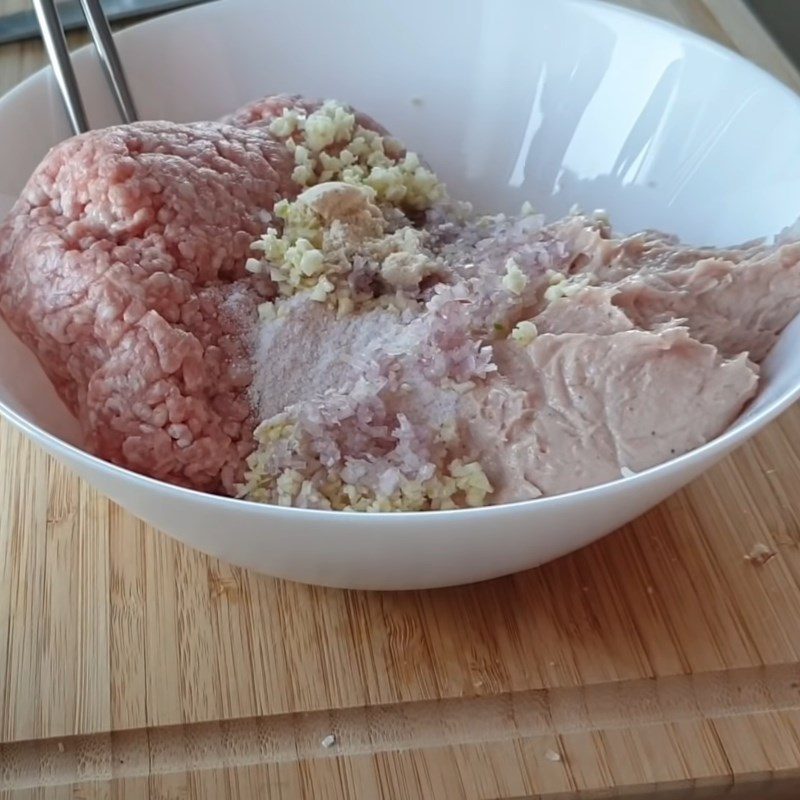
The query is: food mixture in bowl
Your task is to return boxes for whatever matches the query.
[1,94,799,510]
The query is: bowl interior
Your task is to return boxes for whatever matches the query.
[1,0,800,467]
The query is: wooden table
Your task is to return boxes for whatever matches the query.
[2,1,800,798]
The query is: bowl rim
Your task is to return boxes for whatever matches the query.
[1,0,799,521]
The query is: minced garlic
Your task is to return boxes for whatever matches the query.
[449,460,493,507]
[249,180,439,313]
[257,301,277,322]
[511,320,538,346]
[253,415,295,442]
[304,101,356,152]
[544,282,566,303]
[546,269,562,284]
[248,183,377,305]
[291,165,315,186]
[308,275,335,302]
[275,468,304,506]
[240,416,494,512]
[266,99,444,210]
[240,104,481,509]
[544,273,592,304]
[380,251,432,290]
[501,257,528,295]
[268,108,303,138]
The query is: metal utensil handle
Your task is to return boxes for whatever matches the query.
[31,0,89,134]
[78,0,138,123]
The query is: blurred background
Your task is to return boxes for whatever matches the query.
[0,1,797,73]
[0,0,211,44]
[746,0,800,68]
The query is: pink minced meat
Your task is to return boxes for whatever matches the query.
[250,282,759,507]
[472,306,757,502]
[2,94,800,506]
[246,207,799,508]
[535,215,800,361]
[0,111,297,492]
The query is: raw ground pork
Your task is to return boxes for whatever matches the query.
[0,96,388,493]
[0,120,289,491]
[1,94,799,508]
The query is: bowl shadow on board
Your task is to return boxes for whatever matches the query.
[351,466,776,686]
[342,500,703,673]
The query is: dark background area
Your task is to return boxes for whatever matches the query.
[0,1,798,58]
[747,0,800,69]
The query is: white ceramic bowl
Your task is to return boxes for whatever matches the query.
[1,0,799,589]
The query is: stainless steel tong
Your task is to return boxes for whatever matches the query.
[32,0,138,134]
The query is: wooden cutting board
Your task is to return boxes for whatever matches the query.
[2,1,800,797]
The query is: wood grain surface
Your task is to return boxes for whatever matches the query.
[2,1,800,798]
